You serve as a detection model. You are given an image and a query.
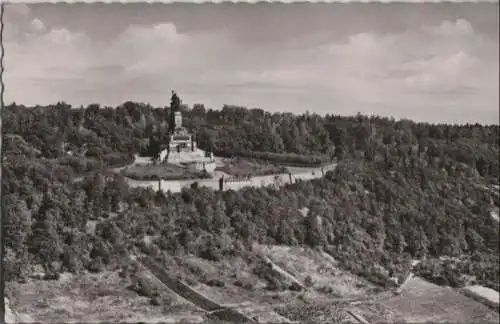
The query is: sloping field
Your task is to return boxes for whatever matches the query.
[138,257,259,323]
[164,255,295,323]
[7,245,409,324]
[351,277,500,323]
[275,302,358,324]
[254,244,378,298]
[138,250,375,323]
[7,271,205,323]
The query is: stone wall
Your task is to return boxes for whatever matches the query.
[128,163,337,193]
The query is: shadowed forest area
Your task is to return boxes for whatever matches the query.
[2,100,499,292]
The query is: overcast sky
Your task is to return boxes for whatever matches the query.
[4,3,499,124]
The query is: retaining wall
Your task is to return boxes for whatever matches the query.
[293,171,322,181]
[127,163,337,193]
[222,178,255,191]
[158,180,183,193]
[179,178,220,191]
[125,178,161,191]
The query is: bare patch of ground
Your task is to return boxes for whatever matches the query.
[7,271,205,323]
[161,245,382,323]
[139,255,291,323]
[169,255,288,307]
[169,248,374,306]
[142,251,367,323]
[254,244,378,298]
[275,302,357,324]
[350,276,500,323]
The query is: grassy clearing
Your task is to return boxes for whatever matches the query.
[254,244,378,299]
[7,271,205,323]
[215,158,288,177]
[123,163,211,181]
[9,251,497,324]
[160,254,270,305]
[136,248,371,322]
[351,277,500,323]
[155,245,378,307]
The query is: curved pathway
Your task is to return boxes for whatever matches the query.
[126,162,337,193]
[73,154,337,193]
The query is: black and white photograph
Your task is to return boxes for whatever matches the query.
[1,1,499,323]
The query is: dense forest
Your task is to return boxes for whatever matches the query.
[2,97,499,292]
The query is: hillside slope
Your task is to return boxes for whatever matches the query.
[2,100,499,322]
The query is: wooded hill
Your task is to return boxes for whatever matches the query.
[3,100,499,291]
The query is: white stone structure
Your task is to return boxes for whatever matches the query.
[160,110,216,173]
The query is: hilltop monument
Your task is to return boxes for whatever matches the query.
[169,90,181,134]
[167,91,195,153]
[159,91,216,173]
